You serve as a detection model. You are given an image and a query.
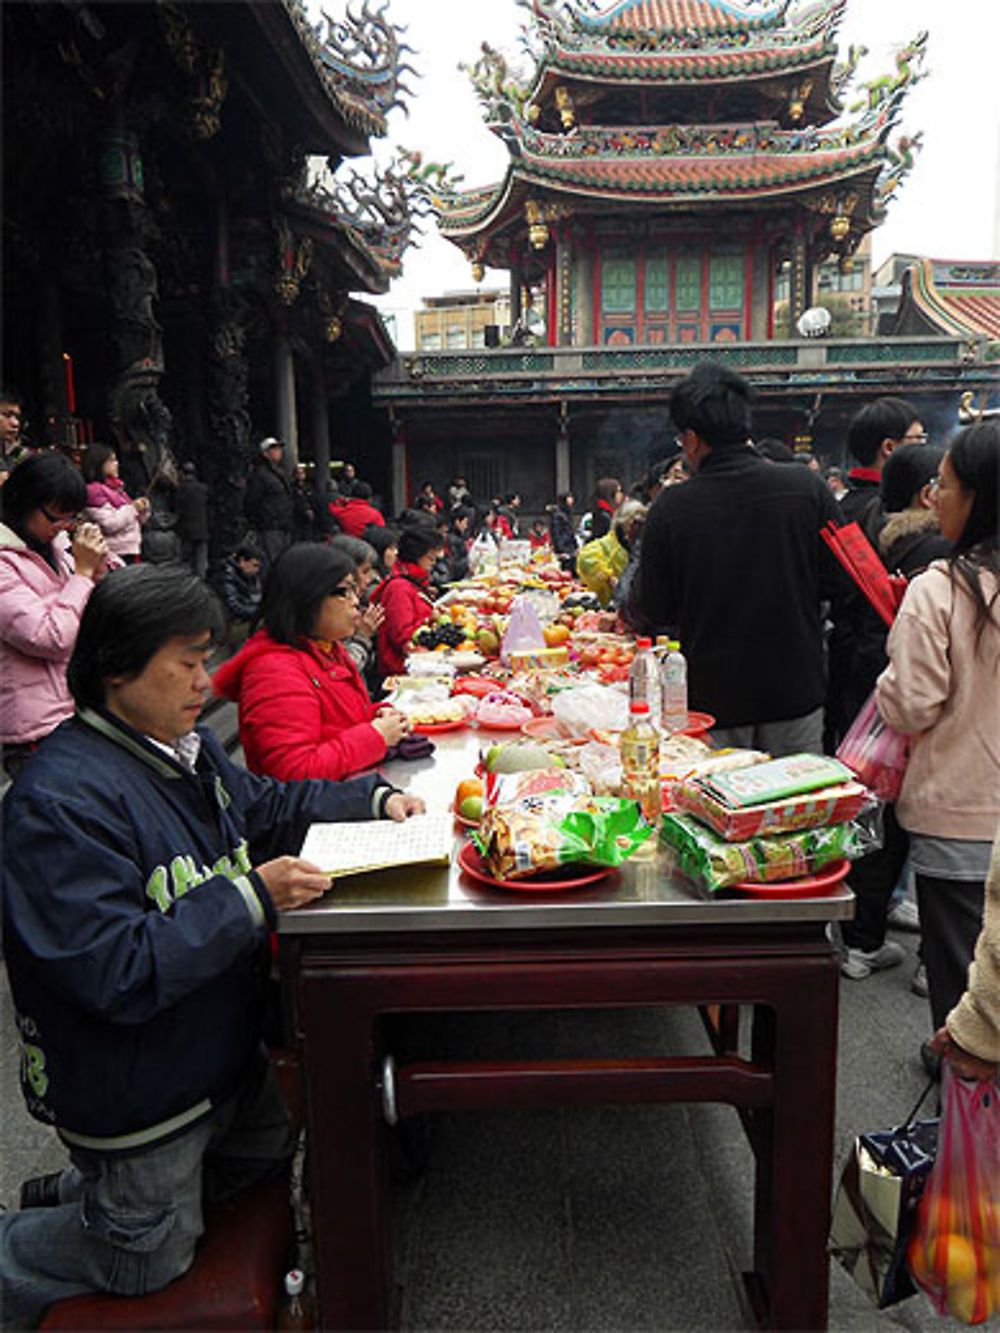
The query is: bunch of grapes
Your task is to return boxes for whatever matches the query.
[415,624,467,650]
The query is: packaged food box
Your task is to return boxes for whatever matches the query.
[510,646,570,672]
[675,777,869,841]
[659,812,859,891]
[696,752,853,807]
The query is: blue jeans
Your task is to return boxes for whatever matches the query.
[0,1056,294,1328]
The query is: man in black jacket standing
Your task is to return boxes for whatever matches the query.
[635,361,842,756]
[243,437,293,569]
[175,461,210,578]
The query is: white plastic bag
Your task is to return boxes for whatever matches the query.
[500,594,546,665]
[551,683,630,737]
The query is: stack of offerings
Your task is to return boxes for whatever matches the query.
[659,752,876,893]
[474,767,653,881]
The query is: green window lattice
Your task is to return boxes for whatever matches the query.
[645,255,669,312]
[602,253,637,314]
[675,254,701,313]
[710,253,744,310]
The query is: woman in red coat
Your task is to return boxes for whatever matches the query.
[213,545,410,781]
[373,523,444,677]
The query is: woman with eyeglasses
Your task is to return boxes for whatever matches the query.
[213,544,411,781]
[0,452,109,779]
[876,420,1000,1065]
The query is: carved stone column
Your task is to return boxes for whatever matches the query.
[311,362,331,500]
[101,115,174,498]
[206,289,252,556]
[555,404,571,495]
[390,412,408,515]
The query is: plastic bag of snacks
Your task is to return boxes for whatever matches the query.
[907,1067,1000,1324]
[659,812,873,892]
[474,793,652,880]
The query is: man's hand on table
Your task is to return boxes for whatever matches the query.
[385,792,426,820]
[257,856,331,910]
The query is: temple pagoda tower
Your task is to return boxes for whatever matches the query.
[435,0,925,347]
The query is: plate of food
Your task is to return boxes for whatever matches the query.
[520,715,561,739]
[678,711,716,738]
[729,858,851,899]
[412,717,468,735]
[456,841,612,892]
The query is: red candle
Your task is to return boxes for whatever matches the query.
[63,352,76,414]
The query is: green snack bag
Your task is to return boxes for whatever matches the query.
[476,794,653,880]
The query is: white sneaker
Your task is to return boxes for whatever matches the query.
[841,940,906,980]
[887,898,920,932]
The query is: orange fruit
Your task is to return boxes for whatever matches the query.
[543,623,570,647]
[947,1273,991,1324]
[455,778,483,806]
[935,1233,979,1288]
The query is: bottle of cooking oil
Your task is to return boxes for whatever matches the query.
[620,700,660,826]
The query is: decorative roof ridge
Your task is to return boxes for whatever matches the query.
[525,0,844,58]
[575,0,792,34]
[495,114,886,162]
[907,261,1000,342]
[282,0,417,137]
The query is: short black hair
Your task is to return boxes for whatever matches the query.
[847,397,918,467]
[880,443,944,512]
[1,451,86,532]
[81,443,116,485]
[260,543,357,645]
[364,524,398,555]
[0,386,22,407]
[351,480,373,501]
[397,522,443,564]
[670,361,753,451]
[68,565,223,710]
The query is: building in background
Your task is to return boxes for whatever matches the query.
[432,0,924,346]
[414,290,512,351]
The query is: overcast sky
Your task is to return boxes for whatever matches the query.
[316,0,1000,345]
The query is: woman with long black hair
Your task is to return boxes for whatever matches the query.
[877,420,1000,1046]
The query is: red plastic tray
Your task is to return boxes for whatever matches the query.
[456,842,612,893]
[730,858,851,899]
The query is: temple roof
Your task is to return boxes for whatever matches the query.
[523,0,845,95]
[895,259,1000,342]
[268,0,414,145]
[438,108,896,241]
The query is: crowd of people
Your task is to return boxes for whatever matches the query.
[0,363,998,1323]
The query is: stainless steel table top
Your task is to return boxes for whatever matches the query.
[278,727,855,935]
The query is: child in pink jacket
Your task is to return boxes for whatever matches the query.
[82,443,149,562]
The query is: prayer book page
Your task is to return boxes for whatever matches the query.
[300,813,453,877]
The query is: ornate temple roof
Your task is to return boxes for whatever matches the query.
[279,0,414,141]
[522,0,846,101]
[438,100,905,253]
[895,259,1000,343]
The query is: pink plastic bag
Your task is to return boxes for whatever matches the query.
[907,1068,1000,1324]
[837,690,910,802]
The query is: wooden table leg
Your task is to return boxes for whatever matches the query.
[751,955,839,1330]
[299,975,390,1332]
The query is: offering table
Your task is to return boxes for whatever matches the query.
[278,729,854,1331]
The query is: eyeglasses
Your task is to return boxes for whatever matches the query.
[38,505,80,527]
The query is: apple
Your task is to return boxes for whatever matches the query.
[458,794,484,820]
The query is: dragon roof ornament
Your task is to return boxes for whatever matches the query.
[283,0,416,135]
[293,151,462,277]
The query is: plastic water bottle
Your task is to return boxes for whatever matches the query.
[628,636,661,729]
[278,1270,313,1331]
[620,701,661,825]
[661,639,688,735]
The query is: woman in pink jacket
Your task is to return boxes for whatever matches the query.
[0,453,108,779]
[213,544,411,781]
[877,420,1000,1043]
[81,443,149,562]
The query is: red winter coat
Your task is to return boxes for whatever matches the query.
[329,496,386,539]
[373,564,435,677]
[212,630,386,781]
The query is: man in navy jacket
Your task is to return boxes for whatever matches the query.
[0,565,423,1326]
